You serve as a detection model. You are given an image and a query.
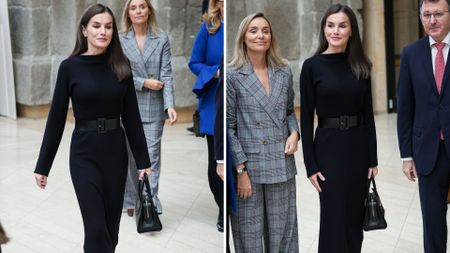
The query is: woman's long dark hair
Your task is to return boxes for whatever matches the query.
[315,4,372,80]
[71,4,130,81]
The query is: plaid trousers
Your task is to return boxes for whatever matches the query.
[231,177,299,252]
[123,120,165,209]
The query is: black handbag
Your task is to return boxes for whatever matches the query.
[363,176,387,231]
[193,109,205,137]
[135,174,162,233]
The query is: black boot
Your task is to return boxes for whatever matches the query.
[217,213,224,232]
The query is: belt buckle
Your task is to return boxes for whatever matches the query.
[97,118,107,134]
[339,115,349,130]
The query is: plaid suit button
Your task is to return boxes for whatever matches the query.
[256,122,261,127]
[261,140,268,145]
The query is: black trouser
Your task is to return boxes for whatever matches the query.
[206,135,224,215]
[418,141,450,253]
[226,185,231,253]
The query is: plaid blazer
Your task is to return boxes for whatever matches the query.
[120,30,175,123]
[226,63,299,184]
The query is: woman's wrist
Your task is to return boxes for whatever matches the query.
[289,131,299,140]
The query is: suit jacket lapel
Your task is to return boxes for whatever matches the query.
[423,38,439,96]
[142,32,160,64]
[125,30,143,59]
[268,68,283,107]
[239,64,282,129]
[123,30,148,76]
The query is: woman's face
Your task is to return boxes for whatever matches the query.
[244,17,271,55]
[82,12,113,54]
[324,12,352,52]
[128,0,150,25]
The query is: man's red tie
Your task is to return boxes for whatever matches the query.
[435,42,445,140]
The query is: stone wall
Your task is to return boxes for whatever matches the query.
[226,0,365,107]
[7,0,202,109]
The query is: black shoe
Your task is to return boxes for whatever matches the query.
[217,214,224,232]
[186,126,195,133]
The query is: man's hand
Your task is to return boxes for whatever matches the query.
[216,163,224,181]
[403,160,417,182]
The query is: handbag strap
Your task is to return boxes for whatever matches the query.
[142,173,157,207]
[138,178,144,199]
[367,176,379,195]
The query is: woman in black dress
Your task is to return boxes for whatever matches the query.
[300,4,378,253]
[33,4,151,253]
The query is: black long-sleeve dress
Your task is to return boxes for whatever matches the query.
[300,53,378,253]
[34,53,151,253]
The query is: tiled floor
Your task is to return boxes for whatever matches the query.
[0,113,449,252]
[0,117,223,253]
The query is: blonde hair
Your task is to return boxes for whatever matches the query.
[229,12,286,70]
[120,0,160,33]
[202,0,223,34]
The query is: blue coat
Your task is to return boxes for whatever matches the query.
[189,22,224,135]
[397,36,450,175]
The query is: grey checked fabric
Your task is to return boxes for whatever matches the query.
[231,177,299,253]
[226,63,299,184]
[120,30,175,123]
[123,120,165,212]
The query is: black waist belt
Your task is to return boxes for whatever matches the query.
[318,115,360,130]
[75,118,120,133]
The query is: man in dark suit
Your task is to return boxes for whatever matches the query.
[397,0,450,252]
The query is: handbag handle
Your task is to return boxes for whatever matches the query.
[367,176,379,195]
[138,173,156,207]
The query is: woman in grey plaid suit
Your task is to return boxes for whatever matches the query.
[227,13,300,253]
[119,0,177,216]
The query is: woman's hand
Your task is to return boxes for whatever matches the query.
[144,79,164,91]
[285,131,299,155]
[237,172,252,199]
[34,173,47,189]
[138,168,152,180]
[308,172,326,193]
[368,166,378,179]
[167,108,177,125]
